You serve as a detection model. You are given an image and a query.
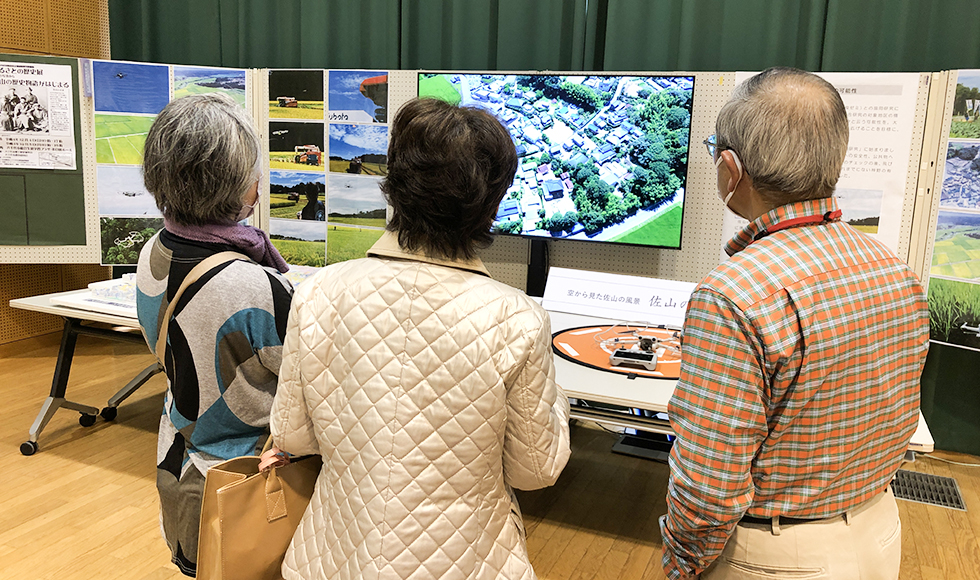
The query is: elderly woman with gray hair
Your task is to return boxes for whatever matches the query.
[135,93,294,577]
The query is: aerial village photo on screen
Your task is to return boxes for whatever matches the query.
[420,73,694,248]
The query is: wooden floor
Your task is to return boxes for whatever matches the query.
[2,330,980,579]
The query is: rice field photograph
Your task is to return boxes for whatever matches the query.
[269,170,326,220]
[94,113,155,164]
[928,276,980,351]
[270,218,325,267]
[269,121,325,172]
[835,188,883,234]
[328,123,387,175]
[269,69,324,120]
[328,70,388,123]
[97,165,159,216]
[930,210,980,280]
[173,65,246,107]
[92,60,170,115]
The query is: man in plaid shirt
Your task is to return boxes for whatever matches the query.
[660,68,930,579]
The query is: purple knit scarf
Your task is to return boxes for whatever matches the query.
[163,218,289,273]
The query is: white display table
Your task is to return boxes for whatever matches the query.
[10,289,162,455]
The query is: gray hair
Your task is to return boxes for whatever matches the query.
[716,67,848,205]
[142,93,260,226]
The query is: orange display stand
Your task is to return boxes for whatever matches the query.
[551,323,682,380]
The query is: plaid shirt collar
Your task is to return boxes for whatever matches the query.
[366,230,492,277]
[724,196,842,257]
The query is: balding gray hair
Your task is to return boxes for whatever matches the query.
[142,93,260,226]
[716,67,848,206]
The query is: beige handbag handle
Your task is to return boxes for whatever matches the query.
[155,251,251,362]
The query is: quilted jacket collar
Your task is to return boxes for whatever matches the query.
[367,231,492,277]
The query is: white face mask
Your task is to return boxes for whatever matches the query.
[237,189,260,222]
[716,150,743,210]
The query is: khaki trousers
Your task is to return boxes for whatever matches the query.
[702,488,901,579]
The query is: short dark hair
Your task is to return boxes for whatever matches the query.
[142,93,260,226]
[381,98,518,261]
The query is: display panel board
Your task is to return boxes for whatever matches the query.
[264,69,391,268]
[0,53,87,250]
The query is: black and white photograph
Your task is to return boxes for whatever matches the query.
[1,84,49,133]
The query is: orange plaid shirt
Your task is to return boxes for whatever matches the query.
[660,197,929,579]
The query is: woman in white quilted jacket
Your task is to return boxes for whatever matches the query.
[272,97,572,580]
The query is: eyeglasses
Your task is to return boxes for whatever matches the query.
[703,134,720,159]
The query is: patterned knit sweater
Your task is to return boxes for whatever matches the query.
[136,229,293,575]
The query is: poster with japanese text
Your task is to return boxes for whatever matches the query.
[721,72,921,258]
[927,70,980,352]
[0,61,76,170]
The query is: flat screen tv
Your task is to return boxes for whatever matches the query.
[418,73,694,249]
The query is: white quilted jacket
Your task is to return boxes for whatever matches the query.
[271,233,571,580]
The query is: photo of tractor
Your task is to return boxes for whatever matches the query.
[294,145,322,166]
[277,96,298,107]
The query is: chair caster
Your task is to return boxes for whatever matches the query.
[79,413,97,427]
[20,440,39,456]
[100,406,118,421]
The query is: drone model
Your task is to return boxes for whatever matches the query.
[596,323,682,373]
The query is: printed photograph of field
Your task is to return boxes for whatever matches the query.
[328,70,388,123]
[836,188,883,234]
[269,170,326,220]
[326,174,386,264]
[269,69,324,120]
[173,66,246,107]
[942,141,980,210]
[269,121,325,172]
[100,217,162,265]
[950,70,980,139]
[328,124,387,175]
[97,165,159,216]
[93,60,170,115]
[270,218,325,267]
[94,114,155,164]
[928,277,980,351]
[931,210,980,280]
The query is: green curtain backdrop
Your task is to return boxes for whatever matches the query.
[110,0,980,72]
[822,0,980,72]
[598,0,828,72]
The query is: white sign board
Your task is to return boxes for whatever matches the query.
[542,267,696,326]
